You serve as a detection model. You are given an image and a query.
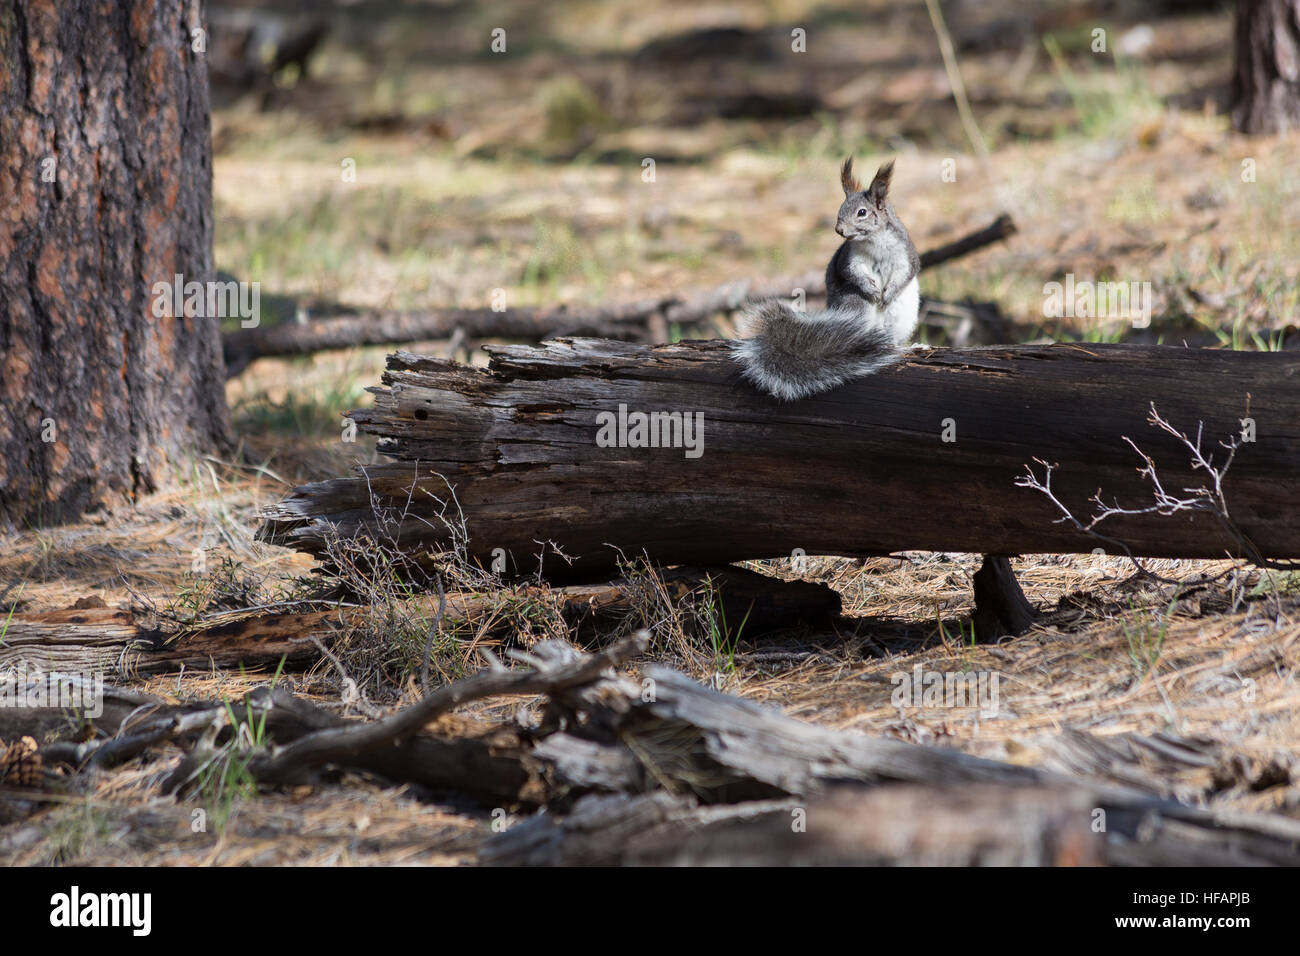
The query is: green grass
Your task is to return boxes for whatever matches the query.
[1068,319,1131,344]
[1042,33,1163,141]
[197,656,286,834]
[937,614,980,671]
[0,585,21,645]
[1122,590,1178,680]
[232,366,369,439]
[698,575,753,675]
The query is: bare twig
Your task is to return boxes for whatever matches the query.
[419,574,447,695]
[1017,402,1300,581]
[307,634,382,719]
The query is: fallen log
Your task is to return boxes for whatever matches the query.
[0,566,838,676]
[222,215,1016,375]
[481,782,1300,866]
[480,787,1106,866]
[259,340,1300,580]
[10,636,1298,864]
[221,302,663,377]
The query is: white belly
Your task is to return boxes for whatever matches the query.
[882,276,920,345]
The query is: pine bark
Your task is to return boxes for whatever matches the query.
[0,0,230,528]
[1232,0,1300,134]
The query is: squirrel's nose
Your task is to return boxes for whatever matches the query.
[835,223,848,238]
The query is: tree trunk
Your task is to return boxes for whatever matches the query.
[0,0,230,528]
[259,340,1300,581]
[1232,0,1300,134]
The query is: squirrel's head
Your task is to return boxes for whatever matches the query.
[835,158,895,240]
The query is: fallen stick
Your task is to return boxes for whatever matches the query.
[245,632,649,785]
[918,212,1016,269]
[160,687,542,805]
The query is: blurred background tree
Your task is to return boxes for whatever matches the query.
[1232,0,1300,133]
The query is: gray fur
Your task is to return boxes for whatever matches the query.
[732,157,922,402]
[732,300,901,401]
[827,160,920,313]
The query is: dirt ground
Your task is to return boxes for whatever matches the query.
[2,0,1299,864]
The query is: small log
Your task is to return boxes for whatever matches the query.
[0,567,839,677]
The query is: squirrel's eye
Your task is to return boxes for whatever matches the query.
[856,208,867,217]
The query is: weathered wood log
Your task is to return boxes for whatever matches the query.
[482,787,1109,865]
[0,566,837,676]
[259,340,1300,581]
[479,653,1300,865]
[482,783,1300,866]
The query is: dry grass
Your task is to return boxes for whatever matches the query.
[738,556,1300,821]
[4,773,481,866]
[5,489,1298,867]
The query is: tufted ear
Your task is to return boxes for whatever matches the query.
[840,157,862,195]
[868,159,895,209]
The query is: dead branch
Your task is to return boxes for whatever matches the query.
[221,215,1016,374]
[919,212,1015,269]
[245,632,649,785]
[1017,401,1300,575]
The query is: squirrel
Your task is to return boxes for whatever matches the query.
[732,157,922,401]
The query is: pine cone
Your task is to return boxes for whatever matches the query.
[0,736,42,788]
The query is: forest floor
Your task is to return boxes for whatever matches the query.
[2,0,1299,864]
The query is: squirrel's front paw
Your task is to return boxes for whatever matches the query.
[908,342,933,351]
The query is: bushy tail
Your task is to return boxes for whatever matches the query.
[731,300,900,401]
